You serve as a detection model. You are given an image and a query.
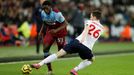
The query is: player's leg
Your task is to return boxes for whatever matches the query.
[70,59,93,75]
[35,34,41,54]
[40,49,67,65]
[56,37,66,50]
[70,43,94,75]
[43,44,53,74]
[43,33,55,74]
[31,49,67,68]
[31,39,77,68]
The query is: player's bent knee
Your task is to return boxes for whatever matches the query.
[56,49,67,58]
[88,57,95,62]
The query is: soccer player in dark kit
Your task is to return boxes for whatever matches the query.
[37,0,68,74]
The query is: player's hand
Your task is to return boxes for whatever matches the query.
[37,31,44,40]
[38,31,43,36]
[48,29,57,34]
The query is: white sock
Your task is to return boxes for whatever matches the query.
[38,54,57,66]
[74,60,92,71]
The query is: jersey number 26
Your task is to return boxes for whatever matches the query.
[88,24,101,38]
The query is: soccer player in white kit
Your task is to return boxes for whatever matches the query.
[31,10,104,75]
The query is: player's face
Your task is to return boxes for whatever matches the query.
[43,5,51,14]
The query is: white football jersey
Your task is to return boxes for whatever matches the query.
[76,20,104,50]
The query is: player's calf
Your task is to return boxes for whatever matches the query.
[88,56,95,62]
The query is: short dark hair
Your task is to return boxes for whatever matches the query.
[42,0,52,7]
[92,10,101,19]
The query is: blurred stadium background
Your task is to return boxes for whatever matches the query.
[0,0,134,75]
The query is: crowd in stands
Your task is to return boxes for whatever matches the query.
[0,0,134,46]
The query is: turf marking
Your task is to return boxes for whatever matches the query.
[0,52,134,65]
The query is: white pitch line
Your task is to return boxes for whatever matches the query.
[0,57,80,65]
[0,52,134,65]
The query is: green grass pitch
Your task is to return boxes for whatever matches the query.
[0,42,134,58]
[0,53,134,75]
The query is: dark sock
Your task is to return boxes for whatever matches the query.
[46,63,52,71]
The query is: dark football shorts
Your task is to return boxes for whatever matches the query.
[43,32,66,52]
[63,39,93,60]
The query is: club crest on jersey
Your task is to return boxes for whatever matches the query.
[44,20,56,25]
